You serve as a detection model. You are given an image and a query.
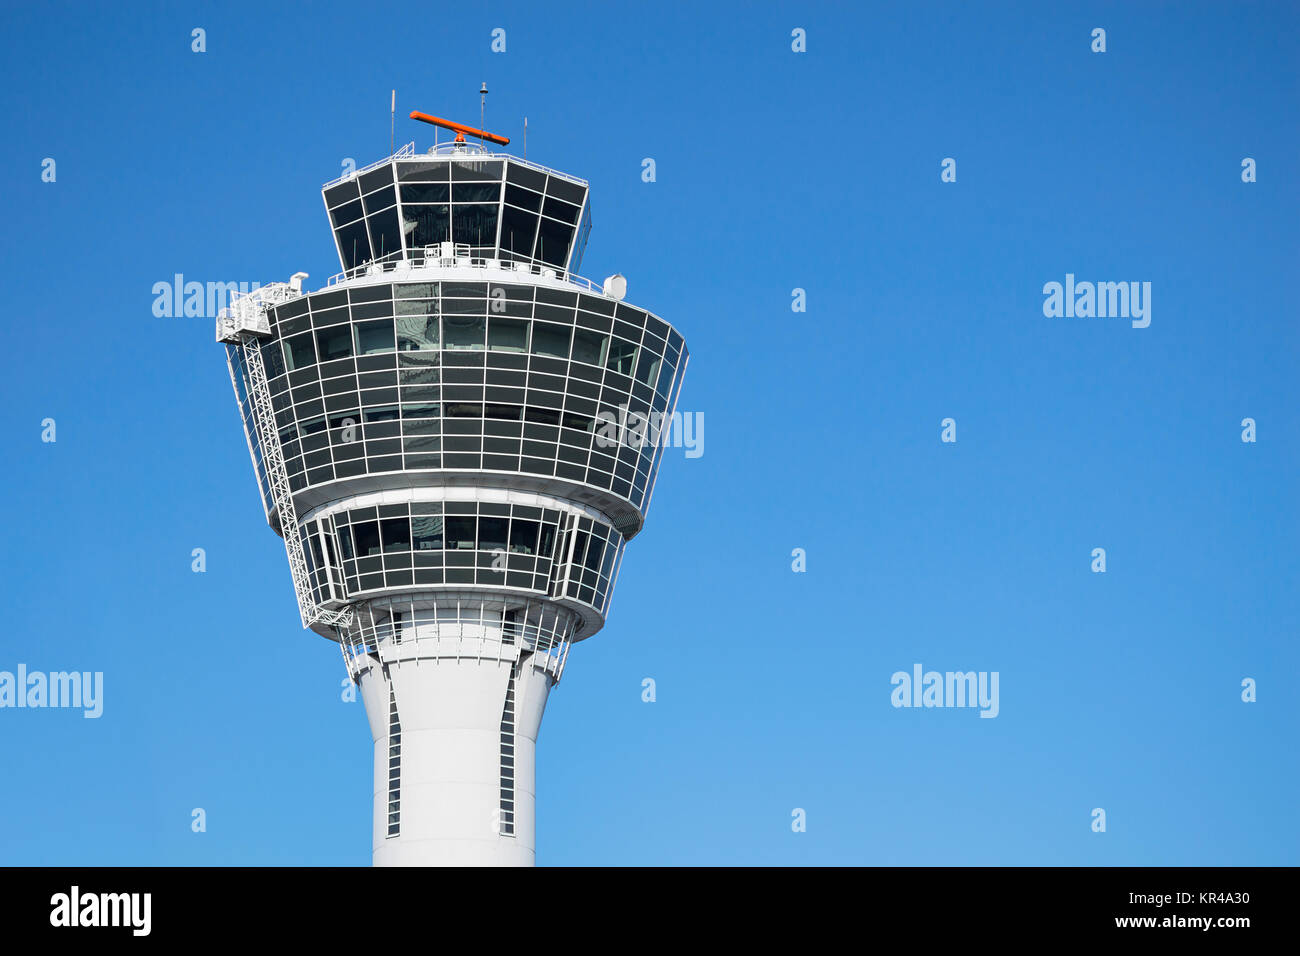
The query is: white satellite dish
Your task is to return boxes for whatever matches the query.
[602,273,627,300]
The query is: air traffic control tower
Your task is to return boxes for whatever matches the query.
[216,114,689,866]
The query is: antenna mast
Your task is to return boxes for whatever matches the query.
[390,89,395,154]
[480,82,488,135]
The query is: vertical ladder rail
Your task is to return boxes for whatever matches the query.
[223,284,353,635]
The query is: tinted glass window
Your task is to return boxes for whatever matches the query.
[488,317,528,352]
[499,206,538,256]
[396,315,438,351]
[572,329,608,366]
[543,196,580,224]
[406,205,450,249]
[443,315,486,350]
[479,517,508,552]
[397,161,449,182]
[329,199,363,228]
[412,516,443,550]
[381,518,410,552]
[453,181,501,203]
[635,348,661,387]
[368,206,403,260]
[506,162,546,191]
[324,180,360,209]
[510,520,539,554]
[352,521,381,557]
[544,176,586,205]
[531,323,571,359]
[538,524,557,558]
[445,516,476,550]
[607,338,637,374]
[335,220,372,270]
[451,161,502,181]
[504,184,542,212]
[400,182,449,204]
[535,217,574,267]
[359,165,394,194]
[355,319,395,354]
[284,333,316,370]
[452,204,499,249]
[316,326,353,362]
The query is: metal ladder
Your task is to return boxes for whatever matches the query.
[219,283,353,634]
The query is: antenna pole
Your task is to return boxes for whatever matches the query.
[524,117,527,159]
[479,82,488,144]
[390,89,395,154]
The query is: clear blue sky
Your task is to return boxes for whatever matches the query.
[1,0,1296,865]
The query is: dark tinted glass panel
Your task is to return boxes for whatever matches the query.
[607,338,637,374]
[479,517,508,551]
[488,317,528,352]
[505,162,546,191]
[453,181,501,203]
[396,315,439,351]
[443,315,486,349]
[531,323,571,358]
[359,165,394,194]
[284,333,316,370]
[335,220,372,270]
[499,206,538,255]
[412,516,443,550]
[504,185,542,212]
[543,196,580,224]
[407,205,450,249]
[396,161,449,182]
[329,199,363,228]
[452,204,499,248]
[446,516,476,549]
[544,176,586,204]
[355,319,395,354]
[452,161,503,181]
[381,518,410,552]
[535,217,573,267]
[368,206,402,260]
[324,180,360,209]
[352,521,381,557]
[400,182,449,204]
[572,329,607,366]
[510,520,539,554]
[538,524,557,558]
[316,326,353,361]
[635,348,661,386]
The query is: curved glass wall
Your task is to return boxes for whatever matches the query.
[300,501,624,620]
[239,280,687,533]
[323,158,591,274]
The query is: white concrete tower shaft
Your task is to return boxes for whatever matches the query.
[349,606,566,866]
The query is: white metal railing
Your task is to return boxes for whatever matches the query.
[325,251,606,294]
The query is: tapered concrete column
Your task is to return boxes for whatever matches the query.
[355,634,555,867]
